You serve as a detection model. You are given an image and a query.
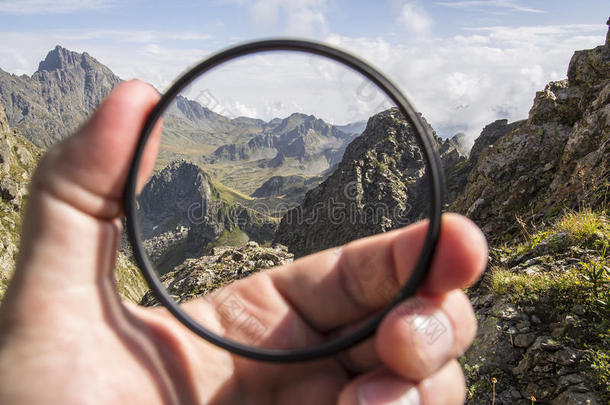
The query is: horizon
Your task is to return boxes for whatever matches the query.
[0,1,607,140]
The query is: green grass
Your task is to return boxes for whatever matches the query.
[513,208,609,256]
[490,266,587,311]
[489,208,610,397]
[581,349,610,395]
[209,176,253,204]
[555,208,610,247]
[205,228,250,252]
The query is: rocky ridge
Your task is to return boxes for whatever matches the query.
[137,160,280,273]
[0,46,121,148]
[0,102,39,297]
[451,24,610,240]
[140,241,293,306]
[462,213,609,404]
[207,112,359,176]
[274,108,466,257]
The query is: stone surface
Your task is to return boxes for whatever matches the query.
[140,243,293,306]
[451,29,610,241]
[0,46,121,148]
[274,108,465,257]
[136,160,280,273]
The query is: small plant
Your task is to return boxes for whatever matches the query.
[491,377,497,405]
[530,395,536,404]
[579,247,609,297]
[555,207,609,246]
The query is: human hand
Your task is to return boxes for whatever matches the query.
[0,80,487,404]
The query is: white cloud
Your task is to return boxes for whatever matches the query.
[398,3,432,36]
[0,30,212,91]
[51,30,213,43]
[225,0,329,37]
[0,21,606,144]
[328,23,605,143]
[0,0,114,14]
[435,0,545,14]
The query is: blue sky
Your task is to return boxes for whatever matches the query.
[0,0,607,141]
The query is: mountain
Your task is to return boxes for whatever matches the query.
[271,23,610,404]
[0,46,121,148]
[0,46,358,213]
[0,102,40,297]
[273,109,466,257]
[136,160,280,273]
[207,112,359,174]
[454,29,610,405]
[334,120,367,137]
[1,32,608,403]
[0,101,146,303]
[251,175,313,198]
[450,23,610,242]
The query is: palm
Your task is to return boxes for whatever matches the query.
[0,81,486,405]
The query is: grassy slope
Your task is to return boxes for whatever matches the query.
[482,208,609,398]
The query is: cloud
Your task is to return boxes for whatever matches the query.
[398,2,433,35]
[55,30,213,43]
[0,21,606,144]
[435,0,545,14]
[0,0,114,14]
[0,30,212,91]
[225,0,329,37]
[327,23,605,143]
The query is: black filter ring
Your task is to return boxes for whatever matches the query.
[124,39,444,362]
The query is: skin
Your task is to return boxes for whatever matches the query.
[0,80,488,405]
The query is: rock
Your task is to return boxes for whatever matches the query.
[451,29,610,241]
[572,304,586,316]
[140,243,294,306]
[552,390,599,405]
[274,108,466,257]
[135,160,279,273]
[0,102,40,300]
[514,333,536,348]
[0,46,122,148]
[554,348,582,366]
[497,303,519,321]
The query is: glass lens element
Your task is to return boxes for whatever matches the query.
[132,50,432,350]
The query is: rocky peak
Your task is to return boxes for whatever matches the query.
[447,132,469,156]
[37,45,83,72]
[0,46,121,148]
[451,30,610,238]
[274,107,465,257]
[173,96,230,128]
[138,160,214,238]
[136,159,280,273]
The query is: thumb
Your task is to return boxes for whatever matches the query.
[2,80,161,313]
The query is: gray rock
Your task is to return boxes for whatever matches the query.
[0,46,122,148]
[514,333,536,348]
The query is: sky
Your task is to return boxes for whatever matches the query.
[0,0,607,143]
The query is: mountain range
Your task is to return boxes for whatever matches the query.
[0,23,608,404]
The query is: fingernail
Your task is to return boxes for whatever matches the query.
[358,378,420,405]
[411,308,454,365]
